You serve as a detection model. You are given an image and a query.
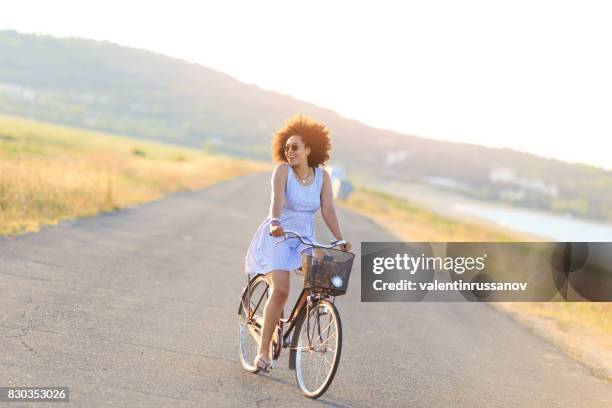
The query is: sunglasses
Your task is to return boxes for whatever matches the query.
[284,143,301,152]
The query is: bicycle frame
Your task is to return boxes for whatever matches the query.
[280,287,329,345]
[237,275,333,345]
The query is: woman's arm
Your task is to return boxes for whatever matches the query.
[269,163,288,236]
[320,169,347,244]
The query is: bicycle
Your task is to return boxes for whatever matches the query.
[237,229,355,398]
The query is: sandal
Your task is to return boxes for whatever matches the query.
[255,355,273,373]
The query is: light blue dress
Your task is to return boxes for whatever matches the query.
[244,164,323,276]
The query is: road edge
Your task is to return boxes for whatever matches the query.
[489,303,612,383]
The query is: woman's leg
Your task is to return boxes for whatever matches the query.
[256,269,290,363]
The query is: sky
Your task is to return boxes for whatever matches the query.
[1,0,611,169]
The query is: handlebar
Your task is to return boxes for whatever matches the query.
[272,229,347,249]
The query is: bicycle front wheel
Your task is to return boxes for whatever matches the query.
[291,297,342,398]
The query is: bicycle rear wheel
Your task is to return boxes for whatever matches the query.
[238,275,269,372]
[291,297,342,398]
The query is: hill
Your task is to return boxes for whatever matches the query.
[1,29,610,222]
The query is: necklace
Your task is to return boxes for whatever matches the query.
[295,167,311,184]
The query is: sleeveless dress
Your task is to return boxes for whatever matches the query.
[244,164,323,276]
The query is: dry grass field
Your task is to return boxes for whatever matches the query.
[0,113,268,236]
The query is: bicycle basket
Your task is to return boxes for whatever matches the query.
[300,247,355,295]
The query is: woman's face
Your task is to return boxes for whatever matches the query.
[285,135,311,166]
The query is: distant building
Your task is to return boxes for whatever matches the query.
[490,168,559,197]
[325,165,354,200]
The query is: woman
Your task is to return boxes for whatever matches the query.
[244,114,351,373]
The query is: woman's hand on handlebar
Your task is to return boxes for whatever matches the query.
[269,223,285,237]
[339,240,351,252]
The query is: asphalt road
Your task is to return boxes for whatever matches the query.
[1,172,611,407]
